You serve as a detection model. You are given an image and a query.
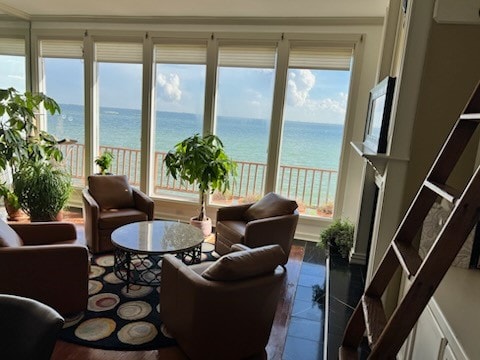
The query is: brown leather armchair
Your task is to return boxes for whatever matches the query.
[0,294,65,360]
[82,175,154,253]
[0,219,89,315]
[215,192,299,264]
[160,244,286,360]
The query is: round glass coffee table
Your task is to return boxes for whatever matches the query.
[111,220,204,288]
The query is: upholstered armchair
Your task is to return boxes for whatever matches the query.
[215,192,299,264]
[82,175,154,253]
[0,219,89,315]
[160,244,286,360]
[0,294,64,360]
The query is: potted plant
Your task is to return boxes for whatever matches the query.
[164,133,237,236]
[95,151,114,175]
[0,183,21,220]
[0,87,64,220]
[318,218,354,259]
[13,159,72,221]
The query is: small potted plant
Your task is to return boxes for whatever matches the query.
[164,133,237,236]
[318,218,354,259]
[0,183,22,220]
[95,151,114,175]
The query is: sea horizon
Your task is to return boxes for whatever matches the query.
[48,103,344,171]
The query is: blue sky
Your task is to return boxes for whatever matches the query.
[1,55,351,125]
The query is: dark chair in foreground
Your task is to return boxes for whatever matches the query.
[160,244,286,360]
[0,294,64,360]
[0,219,89,315]
[82,175,154,253]
[215,192,298,264]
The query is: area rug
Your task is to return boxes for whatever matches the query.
[59,241,218,350]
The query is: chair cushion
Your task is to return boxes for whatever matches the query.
[243,192,298,222]
[216,220,246,243]
[88,175,135,210]
[98,208,149,230]
[202,244,285,281]
[0,219,22,247]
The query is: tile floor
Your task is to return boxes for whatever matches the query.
[283,240,327,360]
[325,252,367,359]
[284,241,368,360]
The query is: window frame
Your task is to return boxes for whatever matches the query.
[23,27,369,241]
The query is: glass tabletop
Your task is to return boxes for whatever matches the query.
[111,220,204,254]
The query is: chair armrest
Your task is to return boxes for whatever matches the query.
[10,222,77,246]
[82,188,101,252]
[82,188,100,214]
[132,188,154,220]
[0,245,88,270]
[230,243,251,252]
[244,213,299,263]
[216,203,253,221]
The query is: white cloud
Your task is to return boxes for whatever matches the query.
[287,69,316,106]
[157,73,181,101]
[312,92,348,114]
[7,75,25,80]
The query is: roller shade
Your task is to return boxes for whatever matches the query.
[95,42,143,64]
[155,44,206,64]
[0,38,25,56]
[40,40,83,59]
[218,45,276,68]
[288,47,352,70]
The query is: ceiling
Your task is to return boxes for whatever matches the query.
[0,0,389,19]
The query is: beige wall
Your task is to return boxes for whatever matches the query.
[403,23,480,209]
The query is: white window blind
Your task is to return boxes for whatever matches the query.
[218,45,277,68]
[155,44,206,64]
[95,42,143,64]
[288,47,353,70]
[0,38,25,56]
[40,40,83,59]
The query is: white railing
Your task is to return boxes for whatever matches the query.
[60,143,337,216]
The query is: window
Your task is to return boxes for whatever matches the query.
[276,46,352,217]
[95,41,143,184]
[0,37,26,91]
[23,31,362,231]
[40,39,85,185]
[213,44,277,205]
[152,43,207,201]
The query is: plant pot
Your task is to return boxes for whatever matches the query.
[5,201,23,221]
[189,216,212,237]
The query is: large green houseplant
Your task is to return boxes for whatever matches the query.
[13,159,72,221]
[0,87,66,220]
[164,133,237,235]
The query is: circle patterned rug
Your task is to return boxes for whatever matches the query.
[59,242,218,350]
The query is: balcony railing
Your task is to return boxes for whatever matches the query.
[60,143,337,217]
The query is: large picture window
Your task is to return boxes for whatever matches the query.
[152,43,207,201]
[40,39,85,185]
[95,41,143,184]
[276,46,353,217]
[26,32,359,223]
[212,44,277,205]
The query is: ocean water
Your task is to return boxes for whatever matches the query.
[48,104,344,171]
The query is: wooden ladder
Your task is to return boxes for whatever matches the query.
[339,82,480,359]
